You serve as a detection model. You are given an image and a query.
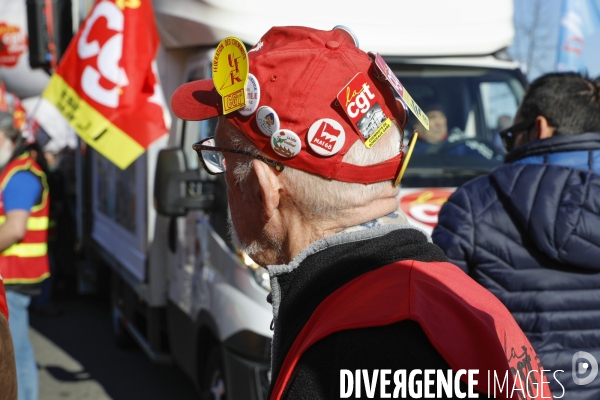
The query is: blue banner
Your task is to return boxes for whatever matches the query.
[556,0,600,72]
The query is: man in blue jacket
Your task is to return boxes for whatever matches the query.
[432,72,600,399]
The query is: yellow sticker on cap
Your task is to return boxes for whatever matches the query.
[394,131,419,187]
[213,37,249,114]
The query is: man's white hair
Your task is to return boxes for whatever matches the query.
[223,118,402,219]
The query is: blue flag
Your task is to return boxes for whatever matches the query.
[556,0,600,72]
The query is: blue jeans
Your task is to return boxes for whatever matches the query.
[33,251,54,309]
[6,290,38,400]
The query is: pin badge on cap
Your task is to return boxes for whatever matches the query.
[213,37,249,114]
[256,106,280,136]
[271,129,301,158]
[337,72,392,148]
[307,119,345,156]
[371,52,429,130]
[332,25,359,47]
[238,74,260,116]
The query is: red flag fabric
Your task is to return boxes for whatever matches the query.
[42,0,167,169]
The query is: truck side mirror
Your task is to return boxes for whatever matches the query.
[154,148,214,217]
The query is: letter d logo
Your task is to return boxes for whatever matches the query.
[572,351,598,385]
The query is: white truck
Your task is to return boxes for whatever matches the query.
[83,0,529,399]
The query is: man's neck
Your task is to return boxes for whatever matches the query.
[280,197,401,264]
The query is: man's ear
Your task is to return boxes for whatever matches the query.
[252,159,281,221]
[532,116,555,140]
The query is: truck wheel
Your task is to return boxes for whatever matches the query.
[201,346,227,400]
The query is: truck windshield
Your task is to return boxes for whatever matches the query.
[393,65,526,188]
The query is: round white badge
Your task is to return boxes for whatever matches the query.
[307,118,346,156]
[238,74,261,116]
[271,129,302,158]
[256,106,280,137]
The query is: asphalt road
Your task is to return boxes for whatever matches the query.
[30,296,199,400]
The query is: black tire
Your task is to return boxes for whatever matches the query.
[201,346,227,400]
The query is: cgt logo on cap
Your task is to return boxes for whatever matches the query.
[337,72,391,149]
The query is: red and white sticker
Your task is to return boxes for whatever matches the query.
[307,118,345,156]
[0,23,27,67]
[337,72,391,148]
[399,188,454,231]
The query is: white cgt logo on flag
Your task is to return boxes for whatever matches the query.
[77,1,129,108]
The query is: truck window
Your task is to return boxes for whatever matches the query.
[95,153,140,233]
[392,65,525,188]
[480,81,520,132]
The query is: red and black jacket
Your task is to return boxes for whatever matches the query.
[268,227,552,399]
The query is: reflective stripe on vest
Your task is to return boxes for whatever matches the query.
[2,243,47,257]
[0,216,49,231]
[3,271,50,285]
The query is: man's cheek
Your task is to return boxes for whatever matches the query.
[224,168,237,188]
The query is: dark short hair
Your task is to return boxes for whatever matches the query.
[422,101,445,115]
[520,72,600,135]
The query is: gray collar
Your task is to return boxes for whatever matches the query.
[268,210,430,320]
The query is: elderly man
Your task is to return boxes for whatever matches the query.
[433,72,600,399]
[172,26,551,399]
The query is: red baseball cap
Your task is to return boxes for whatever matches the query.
[171,26,408,184]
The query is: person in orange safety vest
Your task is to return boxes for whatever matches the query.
[0,111,49,400]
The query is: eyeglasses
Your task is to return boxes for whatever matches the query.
[192,137,285,175]
[499,118,535,152]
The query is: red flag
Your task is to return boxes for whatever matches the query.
[41,0,167,169]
